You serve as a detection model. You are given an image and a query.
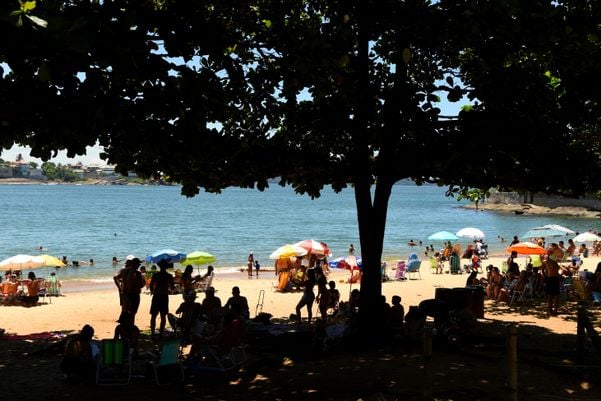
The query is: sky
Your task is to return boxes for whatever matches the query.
[1,144,105,165]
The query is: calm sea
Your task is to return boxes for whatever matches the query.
[0,183,597,284]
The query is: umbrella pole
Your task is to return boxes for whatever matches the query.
[348,271,353,300]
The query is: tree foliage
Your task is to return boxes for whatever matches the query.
[41,161,80,182]
[2,0,601,334]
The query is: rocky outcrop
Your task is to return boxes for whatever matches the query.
[465,202,601,218]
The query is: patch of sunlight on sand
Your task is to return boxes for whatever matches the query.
[251,374,270,382]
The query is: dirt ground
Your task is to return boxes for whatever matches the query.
[1,299,601,401]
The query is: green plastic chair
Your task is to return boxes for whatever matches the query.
[96,339,132,385]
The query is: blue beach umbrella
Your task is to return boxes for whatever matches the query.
[522,227,568,239]
[145,249,187,264]
[427,231,459,241]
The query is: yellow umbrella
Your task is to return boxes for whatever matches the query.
[269,244,308,259]
[38,254,66,267]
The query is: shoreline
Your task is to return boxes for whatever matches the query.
[3,255,600,339]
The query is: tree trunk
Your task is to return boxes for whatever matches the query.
[355,176,394,338]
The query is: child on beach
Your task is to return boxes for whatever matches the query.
[254,260,260,278]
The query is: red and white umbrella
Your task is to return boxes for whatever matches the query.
[328,255,362,270]
[294,239,332,257]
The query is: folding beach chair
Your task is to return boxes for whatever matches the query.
[429,257,438,274]
[190,318,247,374]
[147,338,185,385]
[405,260,422,279]
[96,339,132,385]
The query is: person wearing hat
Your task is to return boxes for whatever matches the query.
[114,257,145,324]
[149,260,175,337]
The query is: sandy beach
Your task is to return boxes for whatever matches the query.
[3,255,599,337]
[2,255,601,401]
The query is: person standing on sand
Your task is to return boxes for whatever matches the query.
[542,255,561,315]
[149,260,175,337]
[247,252,254,279]
[295,267,316,323]
[315,266,330,321]
[114,257,145,324]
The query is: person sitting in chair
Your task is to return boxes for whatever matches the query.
[114,313,140,356]
[60,324,96,382]
[172,291,205,343]
[224,286,250,320]
[327,281,340,314]
[20,272,42,306]
[190,303,246,361]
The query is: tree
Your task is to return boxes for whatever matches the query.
[453,188,490,211]
[41,162,58,180]
[2,1,601,336]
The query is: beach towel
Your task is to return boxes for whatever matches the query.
[277,271,290,291]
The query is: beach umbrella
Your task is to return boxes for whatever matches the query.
[328,255,362,270]
[294,239,332,257]
[37,254,66,268]
[329,255,362,298]
[572,232,601,243]
[145,249,187,264]
[456,227,485,239]
[522,227,568,239]
[506,242,547,255]
[427,231,459,241]
[269,244,308,260]
[180,250,216,266]
[0,254,45,271]
[540,224,575,235]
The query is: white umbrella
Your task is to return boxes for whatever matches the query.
[456,227,485,239]
[573,232,601,243]
[0,254,45,271]
[541,224,575,235]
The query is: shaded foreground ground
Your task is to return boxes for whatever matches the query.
[1,301,600,401]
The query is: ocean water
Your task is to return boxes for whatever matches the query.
[0,183,597,283]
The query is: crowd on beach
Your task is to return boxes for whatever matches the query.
[3,233,601,385]
[57,253,414,382]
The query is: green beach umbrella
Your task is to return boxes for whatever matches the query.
[181,251,216,266]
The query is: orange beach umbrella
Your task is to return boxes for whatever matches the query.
[506,242,547,255]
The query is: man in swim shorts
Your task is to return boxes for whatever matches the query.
[542,255,561,315]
